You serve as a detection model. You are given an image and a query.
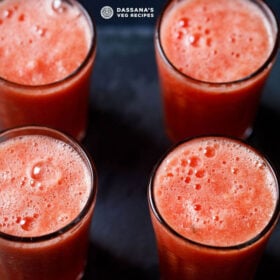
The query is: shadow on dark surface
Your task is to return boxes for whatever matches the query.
[83,242,159,280]
[256,253,280,280]
[249,104,280,280]
[83,100,170,175]
[80,101,167,279]
[84,102,280,177]
[249,104,280,176]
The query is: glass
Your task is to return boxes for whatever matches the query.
[0,0,97,141]
[155,0,279,142]
[0,126,97,280]
[148,136,280,280]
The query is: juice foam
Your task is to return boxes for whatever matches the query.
[154,137,277,246]
[0,0,91,85]
[0,135,91,237]
[160,0,274,82]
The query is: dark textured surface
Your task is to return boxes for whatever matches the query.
[80,1,280,279]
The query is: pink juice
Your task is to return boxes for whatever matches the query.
[155,0,279,141]
[149,136,280,280]
[0,126,97,280]
[0,0,96,140]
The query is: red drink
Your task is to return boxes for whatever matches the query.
[148,136,280,280]
[155,0,279,142]
[0,0,96,140]
[0,126,97,280]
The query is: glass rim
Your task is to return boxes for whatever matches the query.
[0,0,96,89]
[155,0,280,86]
[148,135,280,251]
[0,125,98,243]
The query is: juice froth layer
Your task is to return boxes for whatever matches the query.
[0,135,91,237]
[154,137,277,246]
[0,0,91,85]
[160,0,274,82]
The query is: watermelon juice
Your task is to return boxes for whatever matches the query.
[0,126,97,280]
[155,0,279,142]
[0,0,96,140]
[148,136,280,280]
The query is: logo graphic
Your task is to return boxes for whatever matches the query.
[100,6,114,19]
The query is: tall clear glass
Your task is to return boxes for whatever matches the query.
[148,136,280,279]
[155,0,279,142]
[0,0,96,140]
[0,126,97,280]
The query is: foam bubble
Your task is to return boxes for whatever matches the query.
[231,167,239,175]
[175,31,184,40]
[206,37,212,47]
[195,169,205,178]
[17,214,39,231]
[18,13,25,21]
[28,159,61,190]
[178,17,189,28]
[193,204,201,211]
[204,146,216,158]
[34,25,47,37]
[52,0,68,14]
[187,33,200,47]
[188,156,200,168]
[184,176,191,184]
[57,213,69,223]
[3,9,13,18]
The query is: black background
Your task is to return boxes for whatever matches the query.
[78,0,280,279]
